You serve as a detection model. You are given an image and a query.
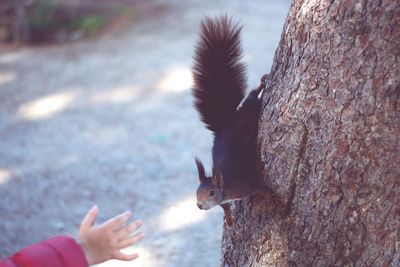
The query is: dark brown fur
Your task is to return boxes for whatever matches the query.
[192,16,247,133]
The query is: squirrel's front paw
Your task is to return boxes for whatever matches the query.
[261,73,269,85]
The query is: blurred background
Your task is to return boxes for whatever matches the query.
[0,0,290,266]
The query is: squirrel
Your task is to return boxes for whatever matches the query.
[192,16,268,226]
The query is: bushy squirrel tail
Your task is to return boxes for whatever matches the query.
[192,16,247,133]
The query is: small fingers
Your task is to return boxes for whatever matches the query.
[117,232,145,249]
[79,205,99,233]
[115,220,143,238]
[104,211,132,229]
[113,251,139,261]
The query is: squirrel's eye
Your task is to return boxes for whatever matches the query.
[209,190,215,196]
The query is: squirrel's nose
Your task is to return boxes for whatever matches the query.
[197,203,203,209]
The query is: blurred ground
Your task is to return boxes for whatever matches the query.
[0,1,290,266]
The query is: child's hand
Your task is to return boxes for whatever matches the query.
[77,205,144,265]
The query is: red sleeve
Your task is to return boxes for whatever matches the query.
[0,236,88,267]
[0,258,17,267]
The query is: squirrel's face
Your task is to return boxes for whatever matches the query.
[195,158,224,210]
[196,179,223,210]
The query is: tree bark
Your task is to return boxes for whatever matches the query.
[221,0,400,266]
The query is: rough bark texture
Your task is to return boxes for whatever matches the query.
[222,0,400,266]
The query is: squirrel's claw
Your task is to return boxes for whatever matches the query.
[261,73,269,85]
[256,73,269,95]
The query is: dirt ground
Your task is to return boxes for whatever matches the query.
[0,1,290,266]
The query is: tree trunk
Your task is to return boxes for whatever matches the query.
[221,0,400,266]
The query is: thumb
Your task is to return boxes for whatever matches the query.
[80,205,99,233]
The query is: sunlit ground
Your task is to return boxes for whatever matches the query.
[89,86,141,104]
[0,71,16,86]
[18,91,78,121]
[15,68,192,122]
[159,197,207,231]
[0,169,11,185]
[157,68,193,93]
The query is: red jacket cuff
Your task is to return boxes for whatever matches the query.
[9,235,88,267]
[0,258,17,267]
[44,236,88,267]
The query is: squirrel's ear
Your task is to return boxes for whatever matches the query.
[213,171,224,190]
[195,158,206,183]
